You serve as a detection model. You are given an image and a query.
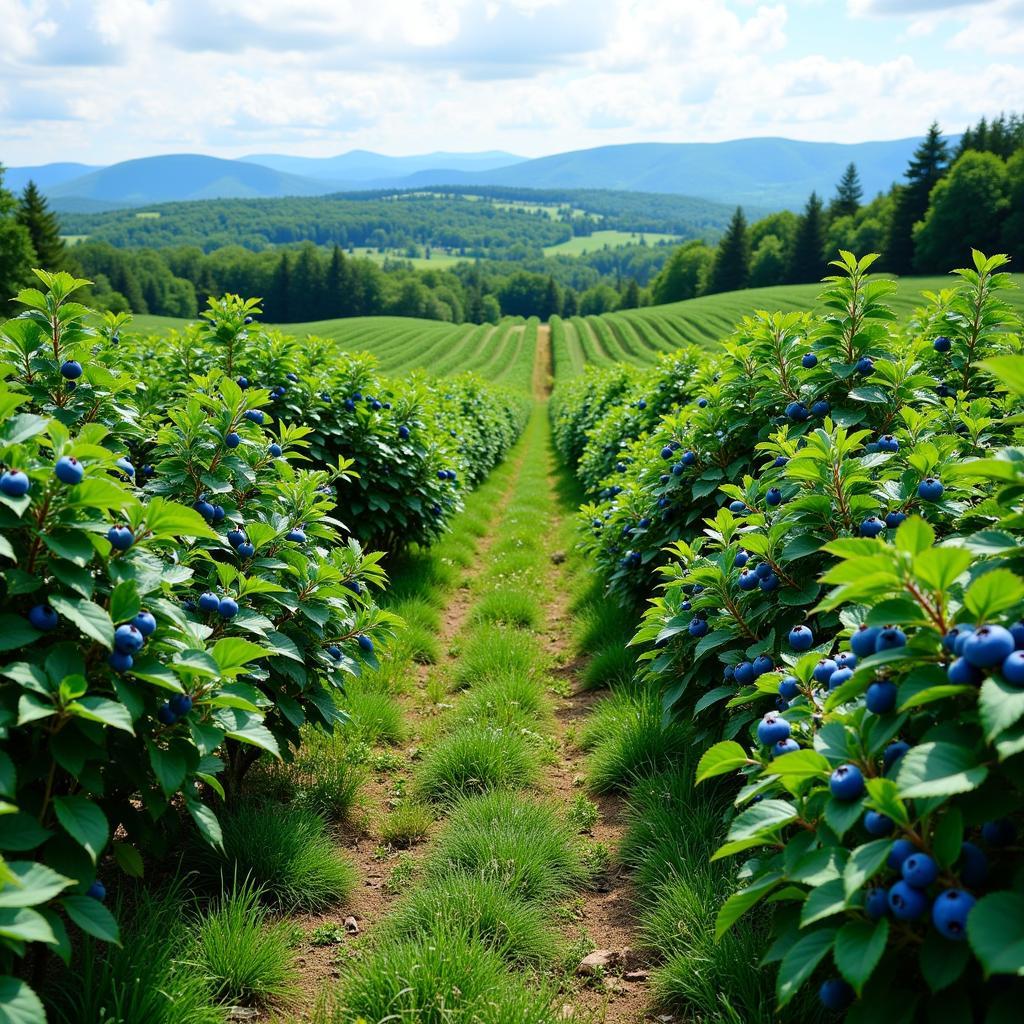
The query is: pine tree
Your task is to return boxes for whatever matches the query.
[322,245,352,318]
[268,253,290,321]
[707,207,750,294]
[17,181,64,270]
[788,192,827,284]
[540,275,561,319]
[829,163,863,220]
[0,168,36,300]
[561,288,579,317]
[886,122,949,274]
[619,278,640,309]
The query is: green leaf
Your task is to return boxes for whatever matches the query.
[920,927,970,992]
[65,697,134,734]
[764,749,831,781]
[41,531,94,567]
[112,842,144,878]
[967,890,1024,977]
[932,809,964,869]
[0,616,43,653]
[896,741,989,799]
[0,976,47,1024]
[147,742,188,797]
[61,895,120,944]
[0,752,15,800]
[0,907,56,944]
[0,814,52,852]
[108,581,141,625]
[913,548,973,593]
[979,677,1024,743]
[835,918,889,995]
[843,839,892,900]
[894,516,935,555]
[0,862,74,907]
[965,568,1024,621]
[776,927,836,1008]
[978,354,1024,395]
[52,797,108,863]
[801,878,848,926]
[696,741,750,784]
[186,800,223,850]
[724,799,797,843]
[715,871,783,940]
[210,637,268,675]
[224,720,280,758]
[47,596,114,649]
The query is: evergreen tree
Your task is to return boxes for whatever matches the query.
[788,192,827,284]
[561,288,579,317]
[0,167,35,300]
[706,207,750,294]
[829,163,863,220]
[323,245,352,318]
[886,122,949,274]
[268,252,290,321]
[17,181,64,270]
[619,278,640,309]
[540,275,561,319]
[288,244,323,319]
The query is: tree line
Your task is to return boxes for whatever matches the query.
[650,113,1024,304]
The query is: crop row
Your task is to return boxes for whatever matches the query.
[551,252,1024,1018]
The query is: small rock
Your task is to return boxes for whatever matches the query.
[576,949,619,976]
[344,915,360,934]
[625,970,648,982]
[226,1010,258,1021]
[559,1005,575,1020]
[551,551,567,564]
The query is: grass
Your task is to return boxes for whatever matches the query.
[380,800,434,847]
[330,932,557,1023]
[380,875,560,965]
[205,803,357,912]
[340,681,407,744]
[289,728,367,821]
[472,586,541,628]
[45,879,225,1024]
[450,672,551,731]
[190,879,299,1007]
[542,229,679,256]
[453,622,542,688]
[413,723,542,802]
[427,790,588,904]
[580,685,692,794]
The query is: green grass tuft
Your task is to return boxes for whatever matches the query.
[380,875,559,965]
[450,672,551,731]
[380,800,434,847]
[290,729,366,821]
[341,682,407,745]
[190,879,299,1007]
[454,624,541,688]
[579,643,636,691]
[205,803,357,912]
[427,790,587,904]
[472,587,541,628]
[413,724,541,802]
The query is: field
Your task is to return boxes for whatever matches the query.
[542,229,679,256]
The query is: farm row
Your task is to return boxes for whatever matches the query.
[549,251,1024,1019]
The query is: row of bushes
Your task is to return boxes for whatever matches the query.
[0,274,526,1020]
[551,251,1024,1017]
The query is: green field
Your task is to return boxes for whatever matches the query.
[348,246,466,269]
[542,229,677,256]
[550,274,1024,379]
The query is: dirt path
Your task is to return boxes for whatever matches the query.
[534,323,553,399]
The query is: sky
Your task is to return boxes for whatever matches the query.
[1,0,1022,166]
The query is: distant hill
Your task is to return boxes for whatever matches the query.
[391,137,934,208]
[2,162,100,192]
[240,149,525,182]
[44,154,332,207]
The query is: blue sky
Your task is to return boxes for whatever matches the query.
[0,0,1021,165]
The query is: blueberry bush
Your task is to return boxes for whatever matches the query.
[553,252,1024,1017]
[0,274,525,1020]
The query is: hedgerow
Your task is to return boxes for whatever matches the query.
[553,251,1024,1016]
[0,273,525,1019]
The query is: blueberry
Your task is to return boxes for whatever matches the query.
[169,693,193,718]
[865,887,889,920]
[788,625,813,651]
[860,516,886,538]
[818,978,854,1011]
[116,457,135,479]
[830,763,865,801]
[237,542,255,558]
[86,880,106,901]
[888,838,916,869]
[688,618,709,638]
[1002,650,1024,687]
[866,680,897,713]
[225,431,240,449]
[779,676,800,700]
[902,853,938,889]
[738,570,758,591]
[132,610,157,637]
[813,658,838,685]
[697,397,708,408]
[752,654,774,677]
[343,398,355,411]
[61,359,83,380]
[194,500,215,521]
[243,409,265,425]
[933,335,952,353]
[877,434,900,453]
[856,355,875,376]
[218,597,239,619]
[286,528,307,543]
[875,627,907,652]
[828,667,854,691]
[889,879,928,920]
[734,550,749,568]
[943,624,973,654]
[773,455,789,468]
[357,634,374,654]
[802,352,818,369]
[962,624,1015,668]
[757,712,791,746]
[114,624,144,654]
[198,592,220,613]
[981,819,1015,847]
[885,510,906,528]
[268,443,283,457]
[326,645,342,661]
[108,651,133,673]
[107,525,134,551]
[1010,620,1024,649]
[774,738,800,756]
[835,652,857,670]
[958,841,988,887]
[681,450,696,466]
[850,624,880,658]
[918,477,944,501]
[728,500,747,514]
[932,888,974,940]
[785,401,809,422]
[27,603,58,631]
[211,505,225,523]
[157,703,177,726]
[723,665,735,681]
[286,372,298,383]
[733,661,755,686]
[236,376,249,388]
[864,810,894,836]
[811,400,830,417]
[54,455,85,485]
[758,572,778,592]
[399,425,411,441]
[753,562,772,580]
[884,741,910,772]
[947,657,983,686]
[0,470,30,496]
[766,487,782,506]
[227,529,246,549]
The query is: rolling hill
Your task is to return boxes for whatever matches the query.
[240,149,524,182]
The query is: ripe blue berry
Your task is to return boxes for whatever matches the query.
[785,401,809,422]
[227,529,246,549]
[681,450,696,466]
[981,819,1015,847]
[948,658,983,686]
[1009,620,1024,649]
[962,624,1015,668]
[734,661,755,685]
[865,887,889,920]
[60,359,83,379]
[932,889,975,940]
[243,409,265,425]
[757,713,791,746]
[107,525,134,551]
[773,455,789,468]
[830,764,864,801]
[889,880,928,920]
[286,528,307,543]
[860,516,885,538]
[884,741,910,772]
[759,572,779,592]
[157,703,177,726]
[688,618,709,638]
[738,570,758,591]
[268,442,283,457]
[212,505,225,524]
[813,658,838,685]
[888,838,916,869]
[28,604,58,631]
[902,853,938,889]
[828,667,854,691]
[660,445,673,460]
[198,592,220,613]
[218,597,239,619]
[802,352,817,368]
[237,542,255,558]
[774,738,800,756]
[811,399,830,417]
[866,680,898,714]
[885,510,906,528]
[835,652,857,670]
[856,355,874,376]
[943,625,973,653]
[933,335,952,353]
[326,645,342,661]
[958,841,988,887]
[850,625,880,658]
[87,880,106,901]
[697,397,708,408]
[225,432,240,449]
[818,978,853,1011]
[765,487,782,506]
[864,810,894,836]
[132,610,157,637]
[788,625,813,651]
[723,666,735,681]
[754,562,772,580]
[236,376,249,388]
[357,634,374,654]
[0,469,30,496]
[734,550,749,568]
[779,676,800,700]
[752,655,774,677]
[918,477,944,501]
[1002,650,1024,687]
[728,500,747,514]
[877,434,899,453]
[398,425,411,441]
[875,627,906,652]
[114,624,144,654]
[108,651,133,673]
[55,456,85,485]
[194,500,215,521]
[169,693,193,718]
